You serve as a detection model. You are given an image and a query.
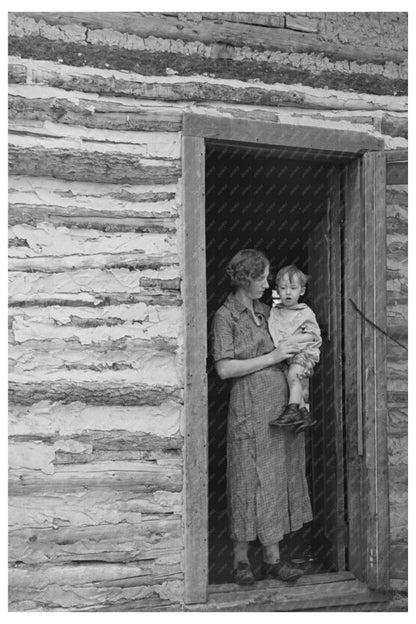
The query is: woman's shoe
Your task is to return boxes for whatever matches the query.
[232,561,255,585]
[270,404,304,427]
[261,560,304,582]
[295,407,317,433]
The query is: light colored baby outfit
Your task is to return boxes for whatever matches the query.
[268,303,322,377]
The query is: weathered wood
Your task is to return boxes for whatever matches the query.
[9,461,182,495]
[15,12,407,64]
[9,291,182,308]
[9,267,180,302]
[328,168,346,570]
[362,151,389,591]
[381,113,408,139]
[163,12,286,28]
[9,121,181,159]
[285,13,320,33]
[10,343,178,387]
[9,563,183,611]
[8,144,181,184]
[183,135,208,605]
[192,578,387,611]
[8,60,408,112]
[210,571,355,593]
[9,400,182,439]
[8,36,407,97]
[386,162,408,185]
[9,381,182,406]
[183,113,384,153]
[9,489,181,529]
[385,149,408,162]
[9,93,183,131]
[343,160,365,580]
[9,517,182,565]
[9,253,179,273]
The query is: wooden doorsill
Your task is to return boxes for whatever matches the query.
[185,572,389,611]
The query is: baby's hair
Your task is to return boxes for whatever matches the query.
[226,249,269,289]
[275,265,309,288]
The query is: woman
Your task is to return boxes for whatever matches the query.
[211,249,313,585]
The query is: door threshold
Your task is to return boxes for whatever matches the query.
[185,572,388,611]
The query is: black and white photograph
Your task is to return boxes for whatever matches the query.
[7,4,408,613]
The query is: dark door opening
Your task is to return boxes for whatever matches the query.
[206,141,346,585]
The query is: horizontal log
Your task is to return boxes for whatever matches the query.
[390,542,408,578]
[9,213,177,234]
[386,187,408,207]
[9,291,182,308]
[9,267,180,301]
[381,113,408,139]
[10,302,181,341]
[8,144,181,184]
[9,561,182,590]
[387,434,408,467]
[14,12,408,64]
[9,489,181,529]
[9,563,183,611]
[53,447,181,465]
[387,211,407,237]
[9,438,182,472]
[8,224,177,259]
[8,252,179,273]
[8,36,408,97]
[9,400,182,437]
[164,12,286,28]
[9,517,182,564]
[9,173,177,205]
[386,162,408,185]
[386,149,408,162]
[388,405,408,435]
[285,13,319,33]
[9,120,181,160]
[9,93,183,132]
[389,504,407,543]
[9,381,183,406]
[8,59,408,112]
[9,460,183,495]
[10,346,179,387]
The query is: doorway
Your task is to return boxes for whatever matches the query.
[205,143,345,584]
[182,113,388,606]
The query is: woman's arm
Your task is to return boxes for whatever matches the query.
[215,341,301,380]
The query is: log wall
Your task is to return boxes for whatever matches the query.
[8,11,407,609]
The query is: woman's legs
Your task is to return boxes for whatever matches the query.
[233,540,250,566]
[262,542,280,564]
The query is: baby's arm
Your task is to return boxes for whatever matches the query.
[290,331,316,344]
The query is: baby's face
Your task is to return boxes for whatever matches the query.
[277,274,305,308]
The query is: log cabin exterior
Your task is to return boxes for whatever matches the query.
[8,12,407,611]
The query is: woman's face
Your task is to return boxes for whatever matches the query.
[243,265,270,300]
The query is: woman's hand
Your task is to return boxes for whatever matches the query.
[268,341,301,364]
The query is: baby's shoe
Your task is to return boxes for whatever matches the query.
[270,404,304,427]
[295,407,317,433]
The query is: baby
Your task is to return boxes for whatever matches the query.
[268,265,322,432]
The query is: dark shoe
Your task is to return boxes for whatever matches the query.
[270,404,304,427]
[261,560,304,582]
[295,407,317,433]
[232,561,255,585]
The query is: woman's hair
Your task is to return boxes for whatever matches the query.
[226,249,269,289]
[275,265,309,288]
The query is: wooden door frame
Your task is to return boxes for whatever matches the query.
[182,112,387,605]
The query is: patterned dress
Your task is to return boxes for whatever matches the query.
[211,292,312,545]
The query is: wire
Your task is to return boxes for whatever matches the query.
[349,298,408,352]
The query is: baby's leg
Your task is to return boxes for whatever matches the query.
[286,363,305,406]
